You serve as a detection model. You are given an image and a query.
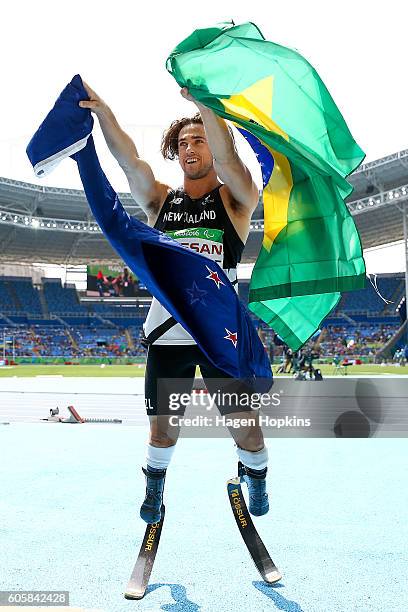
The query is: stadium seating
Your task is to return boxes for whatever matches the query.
[12,279,42,314]
[43,279,88,314]
[0,279,17,313]
[70,326,130,357]
[61,316,101,326]
[318,322,401,357]
[2,325,73,357]
[0,277,43,314]
[332,277,403,314]
[0,274,405,360]
[238,277,406,318]
[6,315,31,325]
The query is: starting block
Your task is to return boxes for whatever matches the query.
[42,406,121,424]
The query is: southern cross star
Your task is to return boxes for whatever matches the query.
[186,281,207,306]
[205,265,225,289]
[224,328,238,348]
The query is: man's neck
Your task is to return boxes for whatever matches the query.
[183,171,221,199]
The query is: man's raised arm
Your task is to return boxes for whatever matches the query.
[180,88,259,216]
[79,82,168,222]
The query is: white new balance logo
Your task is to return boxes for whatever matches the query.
[170,197,183,206]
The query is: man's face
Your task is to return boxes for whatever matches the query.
[178,123,214,180]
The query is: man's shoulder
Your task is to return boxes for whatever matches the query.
[147,184,179,226]
[156,183,176,205]
[160,185,183,204]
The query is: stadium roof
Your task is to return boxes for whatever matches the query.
[1,149,408,264]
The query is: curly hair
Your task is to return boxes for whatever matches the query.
[160,113,203,161]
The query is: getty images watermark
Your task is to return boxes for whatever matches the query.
[150,383,311,430]
[149,377,408,438]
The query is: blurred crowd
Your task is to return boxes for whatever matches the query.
[1,321,406,365]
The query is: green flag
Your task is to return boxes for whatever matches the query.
[167,22,366,350]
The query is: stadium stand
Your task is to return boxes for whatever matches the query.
[338,277,401,314]
[0,273,404,361]
[0,277,42,314]
[1,325,72,357]
[0,279,15,313]
[71,327,129,357]
[0,276,150,358]
[239,276,406,319]
[43,278,87,314]
[0,148,407,364]
[11,278,43,314]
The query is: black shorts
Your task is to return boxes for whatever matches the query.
[145,344,251,416]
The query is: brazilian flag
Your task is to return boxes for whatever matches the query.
[167,22,366,350]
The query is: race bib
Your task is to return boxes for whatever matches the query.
[166,227,224,264]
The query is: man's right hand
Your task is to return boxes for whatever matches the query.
[77,79,168,222]
[79,81,109,117]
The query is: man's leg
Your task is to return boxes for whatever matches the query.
[230,419,269,517]
[221,408,269,517]
[140,344,196,523]
[199,354,270,517]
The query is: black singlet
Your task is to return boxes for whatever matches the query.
[144,185,245,345]
[154,185,244,269]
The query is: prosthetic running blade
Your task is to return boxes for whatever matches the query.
[124,505,165,600]
[227,476,282,583]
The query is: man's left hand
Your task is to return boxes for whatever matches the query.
[180,87,195,102]
[180,87,208,112]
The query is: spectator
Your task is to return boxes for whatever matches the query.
[96,270,107,297]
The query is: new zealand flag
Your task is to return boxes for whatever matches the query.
[26,75,272,387]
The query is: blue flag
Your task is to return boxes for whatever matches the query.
[26,75,272,386]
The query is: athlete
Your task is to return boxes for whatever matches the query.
[79,83,270,524]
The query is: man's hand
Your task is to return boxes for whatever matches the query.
[79,81,110,117]
[180,87,207,111]
[180,87,195,102]
[76,80,167,221]
[181,87,259,220]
